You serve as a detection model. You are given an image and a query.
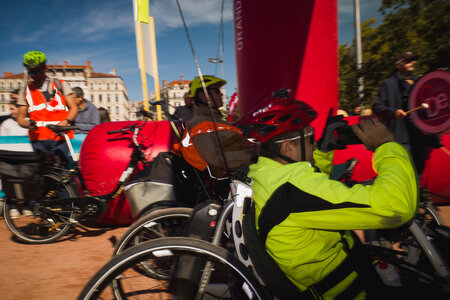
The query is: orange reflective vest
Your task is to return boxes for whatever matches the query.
[180,121,242,170]
[25,80,73,141]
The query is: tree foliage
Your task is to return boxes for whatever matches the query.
[339,0,450,112]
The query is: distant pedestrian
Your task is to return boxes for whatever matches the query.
[1,92,32,220]
[372,51,441,174]
[0,89,28,136]
[72,87,100,134]
[98,107,111,123]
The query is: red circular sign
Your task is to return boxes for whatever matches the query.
[409,70,450,134]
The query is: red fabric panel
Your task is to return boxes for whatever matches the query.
[421,133,450,204]
[79,121,176,225]
[234,0,338,138]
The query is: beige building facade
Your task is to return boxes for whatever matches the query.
[0,61,130,121]
[160,76,225,116]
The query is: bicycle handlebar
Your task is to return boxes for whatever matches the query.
[106,123,144,149]
[149,100,165,106]
[107,128,127,134]
[139,109,154,119]
[107,124,140,135]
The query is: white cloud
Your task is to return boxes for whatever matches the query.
[338,0,354,15]
[150,0,233,33]
[9,0,232,44]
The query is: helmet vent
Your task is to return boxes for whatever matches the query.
[277,114,292,123]
[260,114,276,122]
[291,118,304,124]
[258,125,277,136]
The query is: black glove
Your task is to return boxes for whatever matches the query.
[352,118,394,152]
[229,165,251,184]
[28,119,38,130]
[317,108,348,152]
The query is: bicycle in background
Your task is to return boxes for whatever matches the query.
[1,111,166,244]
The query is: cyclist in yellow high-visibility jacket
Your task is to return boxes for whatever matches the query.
[243,97,418,299]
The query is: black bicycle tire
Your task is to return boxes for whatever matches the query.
[112,207,193,256]
[3,172,77,244]
[79,237,267,300]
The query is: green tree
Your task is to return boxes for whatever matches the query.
[338,42,358,113]
[339,0,450,109]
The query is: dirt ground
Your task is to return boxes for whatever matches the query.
[0,219,128,300]
[1,206,450,300]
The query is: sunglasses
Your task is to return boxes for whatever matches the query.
[275,128,315,144]
[207,87,221,94]
[28,69,44,76]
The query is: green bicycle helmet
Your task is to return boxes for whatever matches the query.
[23,51,47,68]
[189,75,226,98]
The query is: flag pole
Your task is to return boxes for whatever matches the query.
[149,16,162,120]
[136,21,150,113]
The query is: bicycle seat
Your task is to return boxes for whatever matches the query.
[46,124,79,134]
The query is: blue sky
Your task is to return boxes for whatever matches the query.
[0,0,382,103]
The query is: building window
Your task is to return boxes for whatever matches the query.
[115,83,118,89]
[116,106,119,114]
[107,95,110,102]
[9,82,13,88]
[107,83,109,90]
[115,95,119,102]
[1,94,3,100]
[91,95,94,101]
[90,83,93,89]
[99,94,102,102]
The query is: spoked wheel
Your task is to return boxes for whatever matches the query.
[112,207,193,282]
[113,207,193,256]
[79,237,266,300]
[3,172,78,244]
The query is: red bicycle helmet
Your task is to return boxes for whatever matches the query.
[235,96,317,144]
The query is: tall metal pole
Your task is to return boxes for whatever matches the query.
[149,16,162,120]
[354,0,364,106]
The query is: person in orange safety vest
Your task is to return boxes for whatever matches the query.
[16,50,78,167]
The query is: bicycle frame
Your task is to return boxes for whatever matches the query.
[4,123,151,222]
[56,123,150,213]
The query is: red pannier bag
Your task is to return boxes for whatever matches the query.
[79,121,177,225]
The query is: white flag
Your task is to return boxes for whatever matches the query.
[133,0,157,78]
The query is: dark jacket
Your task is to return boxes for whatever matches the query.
[373,73,441,174]
[173,105,194,121]
[372,73,416,144]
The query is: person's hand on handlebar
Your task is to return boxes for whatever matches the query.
[351,118,394,152]
[28,119,38,130]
